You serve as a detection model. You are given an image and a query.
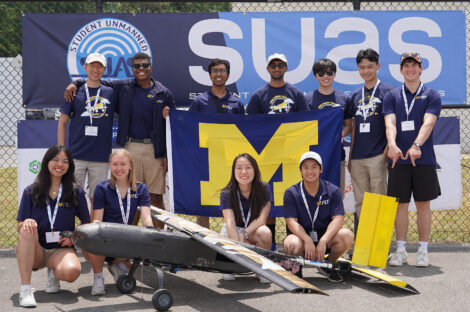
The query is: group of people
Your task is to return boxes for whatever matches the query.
[16,47,441,307]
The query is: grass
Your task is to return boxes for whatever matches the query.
[2,157,470,247]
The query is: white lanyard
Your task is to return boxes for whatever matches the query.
[401,82,423,121]
[47,184,63,232]
[84,83,101,126]
[300,181,322,231]
[115,186,131,224]
[237,191,251,228]
[361,80,380,122]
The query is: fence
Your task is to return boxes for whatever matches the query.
[1,1,469,247]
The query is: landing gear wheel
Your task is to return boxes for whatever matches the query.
[152,289,173,311]
[116,274,136,294]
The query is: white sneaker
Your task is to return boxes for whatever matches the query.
[389,249,408,266]
[222,274,235,281]
[255,274,271,284]
[19,286,36,307]
[91,275,105,296]
[107,263,123,284]
[45,268,60,293]
[416,248,429,267]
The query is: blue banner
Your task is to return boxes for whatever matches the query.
[23,11,465,109]
[167,109,343,217]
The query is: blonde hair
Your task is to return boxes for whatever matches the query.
[109,149,137,192]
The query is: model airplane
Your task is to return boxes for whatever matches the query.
[72,206,417,311]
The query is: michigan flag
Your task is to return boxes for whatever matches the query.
[166,109,343,217]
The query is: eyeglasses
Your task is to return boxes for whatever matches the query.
[210,68,228,74]
[132,63,151,69]
[317,71,334,77]
[268,63,286,69]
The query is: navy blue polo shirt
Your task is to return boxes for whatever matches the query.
[283,180,344,233]
[307,90,351,161]
[189,89,245,114]
[129,84,156,139]
[17,185,90,249]
[382,84,441,165]
[346,82,394,159]
[220,182,273,227]
[246,83,309,114]
[60,85,116,162]
[93,180,150,224]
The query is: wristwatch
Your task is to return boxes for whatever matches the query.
[413,142,421,148]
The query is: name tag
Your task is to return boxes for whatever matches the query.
[401,120,415,132]
[359,123,370,133]
[85,126,98,136]
[45,231,60,243]
[309,231,318,243]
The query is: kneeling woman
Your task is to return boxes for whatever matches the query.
[220,153,272,281]
[16,145,90,307]
[88,149,153,295]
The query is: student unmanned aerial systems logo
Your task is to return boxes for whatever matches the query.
[29,160,41,175]
[67,18,152,80]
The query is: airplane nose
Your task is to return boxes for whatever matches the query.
[72,223,99,247]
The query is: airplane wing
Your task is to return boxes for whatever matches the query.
[150,207,326,295]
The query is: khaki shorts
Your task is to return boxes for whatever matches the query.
[37,247,76,270]
[220,224,245,237]
[75,160,109,198]
[125,141,166,194]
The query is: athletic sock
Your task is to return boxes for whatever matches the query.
[419,241,428,251]
[20,285,31,292]
[396,240,406,251]
[117,262,128,272]
[266,223,276,244]
[94,272,103,280]
[49,268,56,278]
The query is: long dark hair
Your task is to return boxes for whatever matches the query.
[223,153,269,225]
[30,145,77,207]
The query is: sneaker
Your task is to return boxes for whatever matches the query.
[222,274,235,281]
[416,248,429,267]
[255,274,271,284]
[45,268,60,293]
[19,286,36,308]
[107,263,123,284]
[389,249,408,266]
[318,267,343,283]
[91,275,105,296]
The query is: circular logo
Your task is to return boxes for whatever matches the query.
[67,18,152,80]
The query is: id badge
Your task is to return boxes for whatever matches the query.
[401,120,415,131]
[85,126,98,136]
[309,231,318,243]
[359,123,370,133]
[45,231,60,243]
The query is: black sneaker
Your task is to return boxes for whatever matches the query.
[294,266,303,279]
[318,267,343,283]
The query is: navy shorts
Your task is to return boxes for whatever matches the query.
[387,164,441,203]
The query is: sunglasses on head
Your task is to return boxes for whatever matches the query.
[401,52,420,58]
[132,63,151,69]
[268,62,286,69]
[317,70,334,77]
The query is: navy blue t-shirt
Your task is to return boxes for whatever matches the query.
[93,180,150,224]
[346,82,394,159]
[382,84,441,165]
[17,185,90,249]
[189,89,245,114]
[307,90,350,161]
[129,85,156,139]
[283,180,344,233]
[246,83,309,114]
[220,182,273,228]
[60,85,116,162]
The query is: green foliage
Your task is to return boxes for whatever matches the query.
[0,1,232,57]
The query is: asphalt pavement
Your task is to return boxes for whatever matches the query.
[1,244,470,312]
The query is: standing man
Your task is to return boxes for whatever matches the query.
[183,58,245,228]
[246,53,309,250]
[283,151,353,282]
[65,53,175,225]
[346,49,394,218]
[383,53,441,267]
[58,52,116,209]
[306,58,352,196]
